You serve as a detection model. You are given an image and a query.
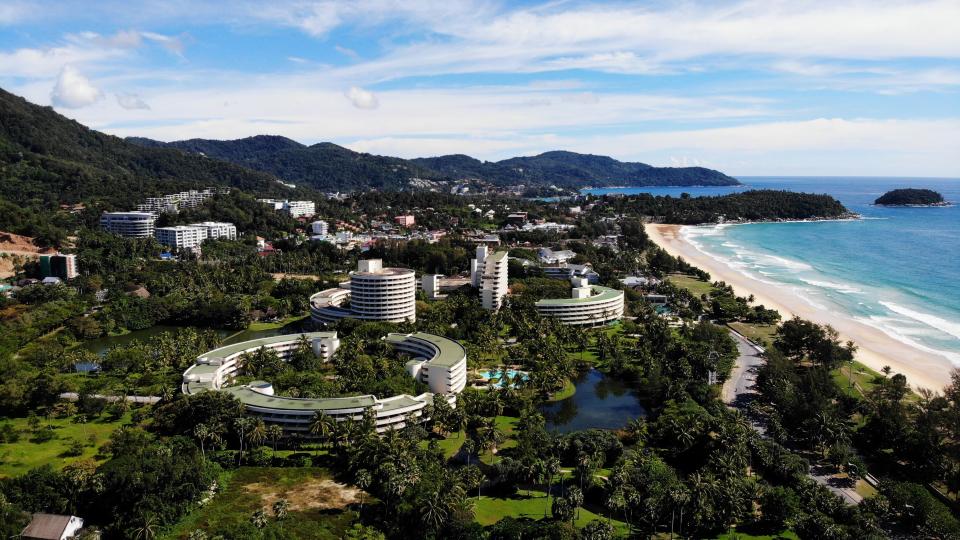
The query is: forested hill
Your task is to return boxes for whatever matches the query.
[0,88,283,208]
[128,136,447,191]
[412,150,741,188]
[600,190,853,224]
[129,137,740,191]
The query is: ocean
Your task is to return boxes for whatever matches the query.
[584,178,960,366]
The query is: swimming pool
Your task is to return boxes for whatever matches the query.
[479,369,529,386]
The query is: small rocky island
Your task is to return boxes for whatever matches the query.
[874,188,947,206]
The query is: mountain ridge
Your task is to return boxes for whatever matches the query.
[129,136,741,191]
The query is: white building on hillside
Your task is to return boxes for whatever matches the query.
[190,221,237,240]
[311,220,329,236]
[100,212,157,238]
[155,225,207,251]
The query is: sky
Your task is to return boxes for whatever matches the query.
[2,0,959,177]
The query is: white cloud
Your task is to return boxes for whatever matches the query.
[116,92,150,110]
[50,66,103,108]
[0,2,28,25]
[345,86,379,109]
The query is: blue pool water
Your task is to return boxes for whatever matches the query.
[588,177,960,365]
[479,369,529,385]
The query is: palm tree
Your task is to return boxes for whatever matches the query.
[250,509,268,530]
[194,423,210,460]
[131,513,158,540]
[309,411,335,454]
[421,490,449,536]
[248,419,268,450]
[267,424,283,459]
[568,485,584,521]
[355,469,372,515]
[234,417,251,466]
[544,456,562,517]
[272,498,289,529]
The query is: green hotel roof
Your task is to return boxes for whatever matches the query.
[535,285,624,306]
[199,331,338,361]
[223,386,378,411]
[384,332,466,368]
[489,250,509,262]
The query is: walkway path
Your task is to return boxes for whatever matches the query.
[59,392,161,404]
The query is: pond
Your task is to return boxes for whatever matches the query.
[539,368,647,433]
[80,323,305,356]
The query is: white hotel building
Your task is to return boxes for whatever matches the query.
[100,212,157,238]
[471,246,509,311]
[154,225,208,252]
[535,278,625,326]
[311,259,417,324]
[181,331,467,434]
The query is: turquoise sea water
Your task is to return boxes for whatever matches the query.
[585,178,960,365]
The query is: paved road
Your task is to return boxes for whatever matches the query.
[722,329,764,406]
[59,392,161,404]
[722,328,864,505]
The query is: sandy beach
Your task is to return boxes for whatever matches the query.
[647,223,954,392]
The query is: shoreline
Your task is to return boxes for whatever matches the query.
[647,223,954,392]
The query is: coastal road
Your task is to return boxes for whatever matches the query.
[722,328,864,505]
[722,328,764,406]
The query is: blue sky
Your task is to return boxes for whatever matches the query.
[2,0,959,176]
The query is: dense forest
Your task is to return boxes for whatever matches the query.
[874,188,946,206]
[129,137,740,191]
[0,88,296,210]
[596,190,853,224]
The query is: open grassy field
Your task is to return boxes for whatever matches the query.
[729,321,779,347]
[246,314,309,331]
[713,528,799,539]
[0,412,132,478]
[668,273,716,297]
[164,467,361,539]
[832,361,885,399]
[473,489,630,535]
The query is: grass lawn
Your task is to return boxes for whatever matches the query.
[713,528,799,539]
[247,314,309,331]
[164,467,361,540]
[668,273,716,298]
[480,416,519,465]
[473,489,630,535]
[0,412,132,478]
[419,430,467,459]
[548,379,576,402]
[729,322,779,347]
[832,361,884,399]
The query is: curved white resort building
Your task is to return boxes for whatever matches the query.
[310,259,417,324]
[100,211,157,238]
[534,279,625,326]
[181,331,466,434]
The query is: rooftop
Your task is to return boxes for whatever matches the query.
[199,332,338,362]
[385,332,466,368]
[535,285,624,306]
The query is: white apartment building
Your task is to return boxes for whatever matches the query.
[258,199,316,218]
[190,221,237,240]
[100,212,157,238]
[137,188,223,214]
[284,200,315,218]
[154,225,208,251]
[311,220,329,236]
[475,248,509,311]
[310,259,417,324]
